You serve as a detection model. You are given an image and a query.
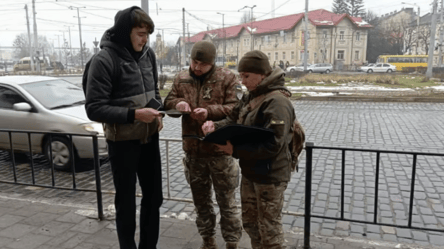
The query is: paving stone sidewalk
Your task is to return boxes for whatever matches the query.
[0,193,443,249]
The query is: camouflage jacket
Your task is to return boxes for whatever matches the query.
[164,66,242,157]
[214,68,296,183]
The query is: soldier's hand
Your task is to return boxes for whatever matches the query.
[216,140,233,155]
[135,108,161,123]
[191,108,208,121]
[176,101,191,112]
[157,116,163,132]
[202,121,215,135]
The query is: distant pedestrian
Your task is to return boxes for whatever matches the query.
[85,6,163,249]
[202,50,296,249]
[164,40,243,249]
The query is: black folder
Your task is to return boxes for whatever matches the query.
[203,124,274,145]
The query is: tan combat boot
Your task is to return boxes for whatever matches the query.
[225,242,238,249]
[200,237,218,249]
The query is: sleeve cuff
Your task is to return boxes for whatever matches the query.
[127,109,136,123]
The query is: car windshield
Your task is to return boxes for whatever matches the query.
[20,79,85,110]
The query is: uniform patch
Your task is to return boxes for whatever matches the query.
[203,86,212,100]
[271,119,285,125]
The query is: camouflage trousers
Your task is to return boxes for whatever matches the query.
[241,176,288,249]
[183,154,242,242]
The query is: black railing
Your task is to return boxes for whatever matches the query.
[303,142,444,248]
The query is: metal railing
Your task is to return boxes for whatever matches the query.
[2,129,444,248]
[303,142,444,248]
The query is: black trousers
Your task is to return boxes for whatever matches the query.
[107,133,163,249]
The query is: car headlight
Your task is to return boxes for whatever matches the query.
[81,122,104,136]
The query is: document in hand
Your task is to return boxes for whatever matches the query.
[203,124,274,145]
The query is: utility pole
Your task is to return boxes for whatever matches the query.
[303,0,309,71]
[439,0,444,66]
[32,0,40,72]
[70,6,86,68]
[217,12,225,67]
[238,5,256,51]
[426,0,438,78]
[141,0,149,44]
[182,8,186,67]
[65,25,73,68]
[24,4,34,72]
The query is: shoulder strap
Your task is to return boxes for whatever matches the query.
[147,47,158,84]
[102,47,120,84]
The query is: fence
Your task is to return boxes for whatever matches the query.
[1,129,443,248]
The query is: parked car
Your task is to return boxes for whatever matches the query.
[286,63,311,73]
[357,63,375,72]
[0,76,107,171]
[305,63,333,74]
[360,63,396,73]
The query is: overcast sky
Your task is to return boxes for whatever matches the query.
[0,0,433,51]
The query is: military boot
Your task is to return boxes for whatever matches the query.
[199,237,218,249]
[225,242,238,249]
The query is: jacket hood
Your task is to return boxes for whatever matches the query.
[251,67,291,97]
[100,6,153,59]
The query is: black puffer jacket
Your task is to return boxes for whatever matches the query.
[85,6,161,143]
[214,68,296,183]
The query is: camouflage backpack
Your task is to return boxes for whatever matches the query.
[246,90,306,172]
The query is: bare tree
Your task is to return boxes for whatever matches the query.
[418,26,431,54]
[13,33,52,59]
[240,11,251,24]
[332,0,350,14]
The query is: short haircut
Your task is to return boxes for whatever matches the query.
[132,9,154,34]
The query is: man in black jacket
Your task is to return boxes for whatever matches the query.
[85,6,163,249]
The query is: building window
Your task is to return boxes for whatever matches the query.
[283,52,286,60]
[337,50,344,60]
[323,30,328,38]
[282,32,287,43]
[339,31,345,40]
[261,37,265,45]
[314,52,317,59]
[300,50,309,60]
[321,49,327,60]
[267,53,271,59]
[291,32,296,43]
[356,32,361,41]
[244,38,250,46]
[275,52,278,61]
[275,35,279,44]
[355,51,359,60]
[291,51,295,60]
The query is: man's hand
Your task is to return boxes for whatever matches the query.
[135,108,161,123]
[216,140,233,155]
[191,108,208,121]
[176,101,191,112]
[157,116,163,132]
[202,121,215,135]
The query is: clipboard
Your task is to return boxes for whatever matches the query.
[203,124,275,145]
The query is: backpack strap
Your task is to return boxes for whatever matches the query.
[102,47,120,85]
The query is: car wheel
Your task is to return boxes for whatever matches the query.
[290,69,295,73]
[367,69,373,73]
[325,69,330,74]
[387,69,392,73]
[44,136,77,171]
[308,70,313,73]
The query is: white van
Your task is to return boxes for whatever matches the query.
[13,57,47,71]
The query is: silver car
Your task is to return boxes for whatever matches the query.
[306,63,333,74]
[0,76,107,171]
[361,63,396,73]
[286,63,311,73]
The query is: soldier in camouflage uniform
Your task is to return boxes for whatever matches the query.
[202,50,296,249]
[163,41,243,249]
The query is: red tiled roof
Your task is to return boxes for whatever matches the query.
[179,9,371,43]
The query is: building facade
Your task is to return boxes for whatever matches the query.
[178,9,372,70]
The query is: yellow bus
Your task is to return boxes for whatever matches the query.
[376,55,428,72]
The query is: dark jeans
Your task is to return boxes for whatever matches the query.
[107,133,163,249]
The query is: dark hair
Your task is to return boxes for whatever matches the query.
[132,9,154,34]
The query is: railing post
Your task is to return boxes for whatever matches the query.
[27,133,35,185]
[303,142,314,249]
[166,140,171,199]
[8,132,17,183]
[374,152,380,224]
[48,134,56,187]
[69,135,77,189]
[408,154,417,228]
[341,149,345,220]
[92,135,104,220]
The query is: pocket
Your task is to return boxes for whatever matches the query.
[211,156,240,191]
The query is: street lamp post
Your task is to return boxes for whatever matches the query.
[238,5,256,51]
[69,6,86,68]
[401,2,420,54]
[217,12,225,67]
